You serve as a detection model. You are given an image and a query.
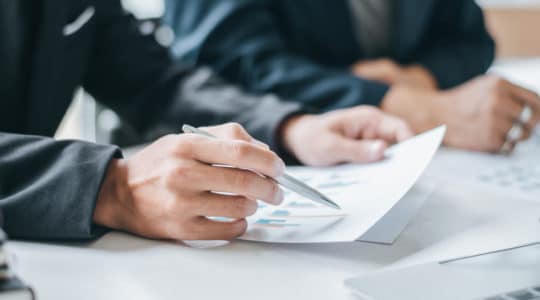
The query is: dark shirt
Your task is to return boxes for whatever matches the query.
[0,0,40,133]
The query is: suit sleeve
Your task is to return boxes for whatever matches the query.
[0,133,120,240]
[83,0,308,153]
[412,0,495,89]
[163,0,389,111]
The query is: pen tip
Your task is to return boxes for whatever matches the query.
[324,198,341,210]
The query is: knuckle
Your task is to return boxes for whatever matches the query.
[235,172,255,192]
[173,136,196,157]
[491,75,506,89]
[164,163,190,189]
[230,141,252,159]
[229,122,245,132]
[232,197,256,217]
[223,122,248,139]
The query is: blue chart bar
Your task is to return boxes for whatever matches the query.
[271,210,291,217]
[254,219,300,228]
[287,201,317,208]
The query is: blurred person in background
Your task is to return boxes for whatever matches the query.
[0,0,411,241]
[165,0,540,153]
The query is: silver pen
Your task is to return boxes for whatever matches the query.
[182,124,341,210]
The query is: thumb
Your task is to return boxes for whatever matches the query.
[331,136,388,164]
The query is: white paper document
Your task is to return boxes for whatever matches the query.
[240,126,446,243]
[427,125,540,204]
[357,182,435,244]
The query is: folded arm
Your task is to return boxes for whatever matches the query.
[164,0,389,111]
[83,1,306,153]
[412,0,495,89]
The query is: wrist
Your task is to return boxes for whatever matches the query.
[381,85,441,132]
[93,159,130,230]
[403,65,438,90]
[279,114,313,157]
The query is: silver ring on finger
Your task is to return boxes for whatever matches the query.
[500,139,514,155]
[506,123,523,142]
[518,105,532,125]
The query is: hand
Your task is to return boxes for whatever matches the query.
[437,75,540,151]
[381,75,540,152]
[352,58,437,90]
[281,106,413,166]
[93,123,285,241]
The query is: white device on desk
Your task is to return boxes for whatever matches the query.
[431,125,540,204]
[345,242,540,300]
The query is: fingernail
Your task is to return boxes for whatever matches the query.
[275,159,286,176]
[369,141,385,160]
[274,188,284,205]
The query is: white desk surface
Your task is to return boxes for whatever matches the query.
[10,58,540,300]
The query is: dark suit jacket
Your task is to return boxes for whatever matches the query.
[164,0,496,110]
[0,0,303,240]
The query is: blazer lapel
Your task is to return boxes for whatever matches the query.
[26,0,69,136]
[391,0,435,60]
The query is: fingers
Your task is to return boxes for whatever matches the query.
[491,84,538,143]
[500,81,540,130]
[507,82,540,115]
[188,217,248,240]
[194,193,258,219]
[201,123,252,142]
[329,136,388,164]
[191,164,284,205]
[494,117,514,143]
[494,94,523,121]
[376,115,414,143]
[179,135,285,178]
[343,107,413,143]
[491,113,533,150]
[201,123,270,150]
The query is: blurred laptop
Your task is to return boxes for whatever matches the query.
[345,242,540,300]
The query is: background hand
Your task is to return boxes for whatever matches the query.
[435,75,540,151]
[352,58,437,90]
[281,106,413,166]
[93,123,285,241]
[381,75,540,152]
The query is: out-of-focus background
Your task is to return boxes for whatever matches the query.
[55,0,540,142]
[478,0,540,57]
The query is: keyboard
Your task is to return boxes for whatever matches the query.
[482,285,540,300]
